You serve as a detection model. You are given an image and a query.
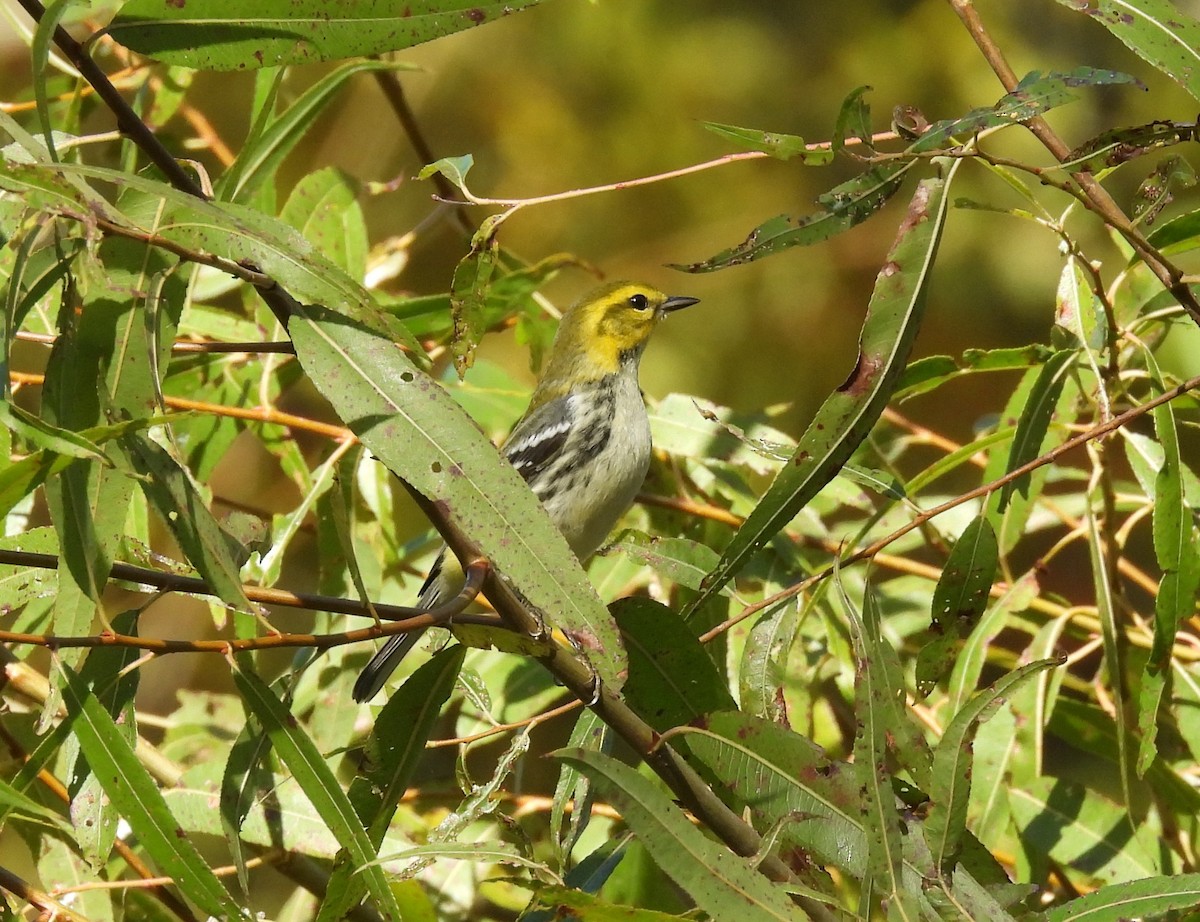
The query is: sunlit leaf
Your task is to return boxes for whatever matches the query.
[107,1,548,71]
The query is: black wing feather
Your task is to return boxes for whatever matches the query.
[502,394,574,484]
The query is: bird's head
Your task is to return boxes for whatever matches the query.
[539,281,699,387]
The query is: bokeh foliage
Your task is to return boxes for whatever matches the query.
[2,1,1200,920]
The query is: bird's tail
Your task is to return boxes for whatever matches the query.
[352,548,455,702]
[352,628,427,702]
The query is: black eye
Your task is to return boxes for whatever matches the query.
[628,293,649,310]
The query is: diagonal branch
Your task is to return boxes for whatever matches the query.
[946,0,1200,324]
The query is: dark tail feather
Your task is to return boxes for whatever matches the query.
[353,548,450,702]
[352,628,426,702]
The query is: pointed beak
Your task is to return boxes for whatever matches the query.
[660,295,700,314]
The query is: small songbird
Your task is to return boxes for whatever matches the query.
[352,281,699,702]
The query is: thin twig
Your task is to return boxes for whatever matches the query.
[0,560,489,654]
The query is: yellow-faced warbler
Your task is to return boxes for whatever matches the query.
[353,281,699,702]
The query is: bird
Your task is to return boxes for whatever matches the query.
[352,281,699,702]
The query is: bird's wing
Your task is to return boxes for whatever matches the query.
[502,392,574,485]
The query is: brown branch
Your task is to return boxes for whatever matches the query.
[946,0,1200,324]
[371,67,475,236]
[0,559,489,653]
[0,864,92,922]
[15,331,296,354]
[10,369,349,440]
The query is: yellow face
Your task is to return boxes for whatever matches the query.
[552,281,699,376]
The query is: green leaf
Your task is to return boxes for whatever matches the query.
[926,658,1062,872]
[220,710,278,897]
[841,579,923,920]
[608,531,723,593]
[59,664,245,918]
[832,85,874,154]
[995,349,1075,512]
[1132,154,1196,225]
[946,569,1040,715]
[0,401,108,461]
[916,516,999,697]
[1039,872,1200,922]
[1065,119,1198,172]
[612,597,736,731]
[231,657,404,921]
[123,433,254,613]
[107,0,547,71]
[673,162,910,271]
[1136,349,1200,775]
[322,646,465,921]
[693,163,958,604]
[280,167,369,279]
[910,68,1141,154]
[220,59,411,201]
[1085,493,1135,813]
[739,599,798,724]
[702,121,833,164]
[418,154,475,194]
[0,775,70,832]
[554,747,809,922]
[1054,0,1200,102]
[288,305,627,689]
[676,712,868,877]
[550,708,609,865]
[0,415,168,519]
[0,528,59,613]
[1009,779,1161,884]
[450,217,502,377]
[528,888,687,921]
[10,159,409,348]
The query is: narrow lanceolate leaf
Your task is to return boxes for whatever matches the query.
[59,665,246,919]
[107,0,546,71]
[1039,872,1200,922]
[123,434,254,613]
[1054,0,1200,103]
[1085,494,1134,811]
[674,162,911,271]
[916,517,999,697]
[995,349,1075,512]
[925,658,1063,873]
[703,121,834,164]
[693,160,959,606]
[15,161,409,349]
[1009,779,1161,883]
[0,402,108,461]
[909,67,1140,154]
[1136,349,1200,775]
[676,712,869,877]
[220,713,277,897]
[553,747,809,922]
[739,599,799,724]
[219,59,412,201]
[450,216,502,377]
[288,305,627,689]
[550,708,609,865]
[322,647,465,922]
[841,580,923,921]
[612,598,736,732]
[231,658,403,922]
